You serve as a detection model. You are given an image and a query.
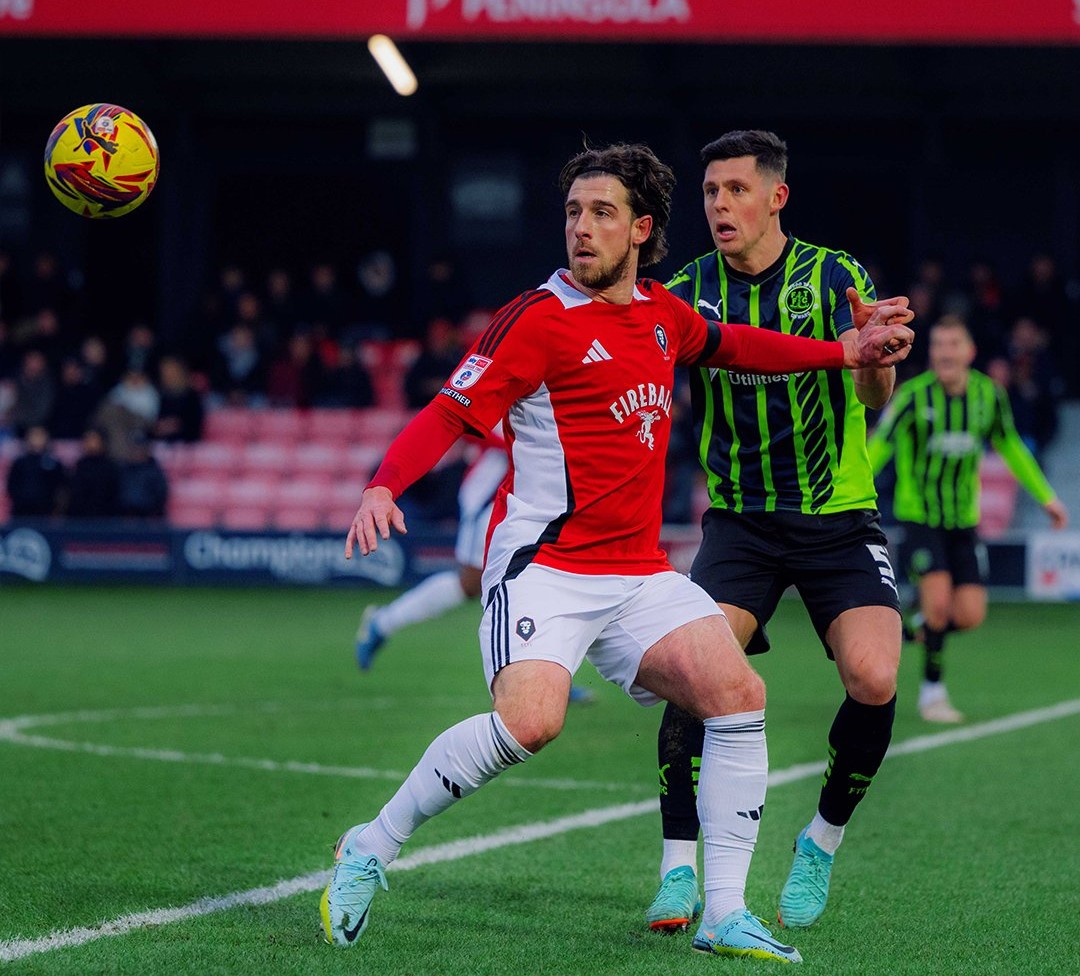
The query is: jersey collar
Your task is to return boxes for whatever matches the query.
[719,235,795,286]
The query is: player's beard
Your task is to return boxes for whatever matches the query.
[571,242,634,292]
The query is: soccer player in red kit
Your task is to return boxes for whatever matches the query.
[321,143,913,963]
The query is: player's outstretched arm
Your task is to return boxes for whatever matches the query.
[1045,497,1069,530]
[347,486,407,558]
[704,308,911,374]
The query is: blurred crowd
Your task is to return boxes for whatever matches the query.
[1,244,1077,523]
[872,254,1078,459]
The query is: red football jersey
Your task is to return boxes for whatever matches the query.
[437,270,711,580]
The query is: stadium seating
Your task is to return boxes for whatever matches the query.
[203,408,256,444]
[249,409,308,444]
[189,441,241,477]
[167,502,219,528]
[239,442,295,477]
[154,404,416,531]
[220,504,272,530]
[292,442,343,479]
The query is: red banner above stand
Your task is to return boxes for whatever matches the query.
[1,0,1078,43]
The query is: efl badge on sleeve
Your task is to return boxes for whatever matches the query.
[450,354,493,390]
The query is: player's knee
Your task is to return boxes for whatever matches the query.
[704,666,765,716]
[845,666,898,705]
[951,607,985,631]
[499,709,564,754]
[458,565,483,599]
[922,602,951,630]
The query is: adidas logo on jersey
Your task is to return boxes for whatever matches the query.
[581,339,613,364]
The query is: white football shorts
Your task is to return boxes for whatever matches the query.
[479,563,724,706]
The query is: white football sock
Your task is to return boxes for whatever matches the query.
[806,811,845,855]
[374,571,468,637]
[357,712,530,866]
[698,709,767,925]
[918,680,948,707]
[660,839,699,879]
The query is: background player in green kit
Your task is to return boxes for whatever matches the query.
[646,130,909,932]
[868,316,1068,723]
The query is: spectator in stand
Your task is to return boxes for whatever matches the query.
[67,427,120,518]
[263,268,302,350]
[316,340,375,409]
[303,262,350,335]
[963,259,1008,365]
[1002,317,1065,461]
[153,356,205,443]
[5,424,66,517]
[116,431,168,518]
[12,308,67,370]
[7,349,56,437]
[352,250,400,342]
[79,335,112,391]
[267,330,326,408]
[213,322,266,406]
[214,264,248,330]
[121,323,160,378]
[49,356,104,440]
[1017,253,1070,339]
[22,250,78,328]
[95,369,160,459]
[1015,252,1076,394]
[105,369,160,429]
[423,253,473,330]
[404,318,464,409]
[912,257,948,317]
[234,290,278,356]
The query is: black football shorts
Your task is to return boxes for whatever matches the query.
[690,507,902,658]
[899,522,988,589]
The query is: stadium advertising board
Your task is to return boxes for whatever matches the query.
[0,524,413,587]
[1026,531,1080,600]
[1,0,1078,43]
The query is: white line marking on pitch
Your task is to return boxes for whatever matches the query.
[0,702,639,794]
[2,698,1077,964]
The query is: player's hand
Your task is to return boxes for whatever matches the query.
[842,302,914,368]
[345,485,407,558]
[1045,498,1069,530]
[847,287,915,331]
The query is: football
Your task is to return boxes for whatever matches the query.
[43,103,160,218]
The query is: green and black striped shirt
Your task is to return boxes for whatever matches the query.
[867,369,1055,529]
[667,236,878,514]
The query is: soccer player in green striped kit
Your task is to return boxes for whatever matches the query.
[867,316,1068,723]
[647,130,910,933]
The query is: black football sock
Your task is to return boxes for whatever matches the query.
[818,693,896,827]
[924,626,947,683]
[658,701,705,841]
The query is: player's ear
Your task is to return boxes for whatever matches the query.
[771,182,789,215]
[632,213,653,247]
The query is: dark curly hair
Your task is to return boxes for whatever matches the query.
[558,143,676,268]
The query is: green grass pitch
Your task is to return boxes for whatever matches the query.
[1,584,1078,974]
